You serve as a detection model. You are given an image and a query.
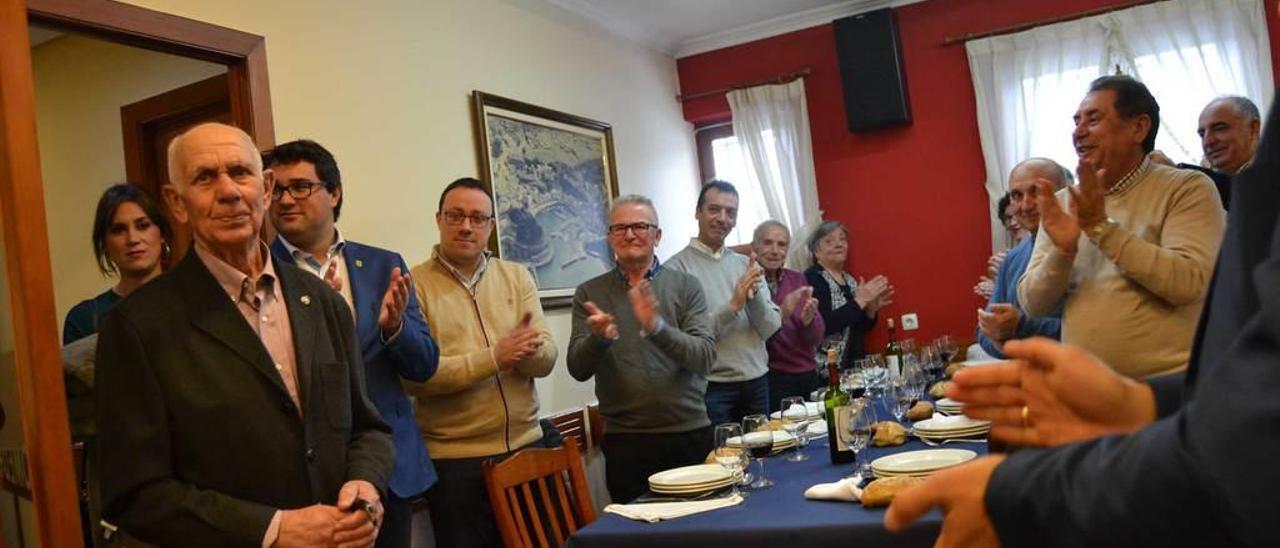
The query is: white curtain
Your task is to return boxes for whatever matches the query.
[727,79,821,268]
[1105,0,1274,160]
[967,20,1108,251]
[966,0,1273,253]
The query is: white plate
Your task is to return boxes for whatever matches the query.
[769,401,824,419]
[650,477,736,494]
[648,464,732,487]
[870,449,977,474]
[726,431,796,448]
[914,416,990,433]
[935,398,963,408]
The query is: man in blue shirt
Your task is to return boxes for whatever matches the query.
[977,158,1070,358]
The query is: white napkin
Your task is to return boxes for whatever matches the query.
[604,494,744,523]
[803,477,863,502]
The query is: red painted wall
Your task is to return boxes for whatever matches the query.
[677,0,1280,351]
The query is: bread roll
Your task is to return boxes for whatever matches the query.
[872,421,907,447]
[861,476,926,508]
[906,401,934,421]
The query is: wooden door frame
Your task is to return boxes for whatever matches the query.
[1,1,274,545]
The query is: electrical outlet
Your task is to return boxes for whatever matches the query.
[901,313,919,331]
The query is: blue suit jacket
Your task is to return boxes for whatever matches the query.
[984,94,1280,547]
[272,237,439,498]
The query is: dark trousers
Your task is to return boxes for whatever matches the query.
[601,427,714,503]
[374,492,416,548]
[704,376,770,426]
[767,369,822,413]
[425,421,562,548]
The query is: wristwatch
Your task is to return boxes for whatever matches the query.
[1084,217,1118,241]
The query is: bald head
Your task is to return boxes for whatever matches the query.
[1007,158,1072,232]
[167,123,262,188]
[162,122,273,260]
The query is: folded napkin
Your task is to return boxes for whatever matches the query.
[804,477,863,502]
[604,494,744,523]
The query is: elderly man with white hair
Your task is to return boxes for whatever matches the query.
[96,123,392,547]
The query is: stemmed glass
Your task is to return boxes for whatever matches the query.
[780,396,811,462]
[741,414,774,489]
[936,335,958,364]
[837,399,875,480]
[714,423,750,498]
[889,377,914,424]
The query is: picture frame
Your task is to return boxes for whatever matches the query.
[471,91,620,309]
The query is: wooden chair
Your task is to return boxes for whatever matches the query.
[547,407,588,450]
[483,437,596,548]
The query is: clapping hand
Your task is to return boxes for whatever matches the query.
[323,260,344,293]
[947,337,1156,447]
[781,286,818,326]
[628,280,662,334]
[976,303,1019,342]
[884,455,1006,548]
[730,254,765,312]
[378,268,412,339]
[493,313,540,370]
[582,301,619,340]
[856,275,894,313]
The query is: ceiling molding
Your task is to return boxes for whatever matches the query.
[674,0,928,59]
[544,0,671,54]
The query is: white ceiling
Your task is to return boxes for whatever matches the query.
[545,0,929,58]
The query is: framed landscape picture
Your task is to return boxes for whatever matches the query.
[471,91,620,308]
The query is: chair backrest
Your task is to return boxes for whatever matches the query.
[483,437,597,548]
[547,407,588,451]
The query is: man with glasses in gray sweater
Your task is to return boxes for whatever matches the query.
[568,195,717,503]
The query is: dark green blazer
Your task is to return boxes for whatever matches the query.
[95,250,393,547]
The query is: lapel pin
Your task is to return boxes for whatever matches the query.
[355,259,364,268]
[301,295,312,306]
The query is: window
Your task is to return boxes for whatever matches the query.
[695,122,775,247]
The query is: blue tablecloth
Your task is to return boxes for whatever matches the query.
[567,429,987,548]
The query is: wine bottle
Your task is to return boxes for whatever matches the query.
[824,348,855,463]
[885,318,904,378]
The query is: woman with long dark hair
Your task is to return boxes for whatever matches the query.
[63,183,172,343]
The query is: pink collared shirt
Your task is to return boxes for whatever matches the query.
[194,243,301,411]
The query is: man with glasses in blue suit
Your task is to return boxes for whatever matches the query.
[266,139,439,547]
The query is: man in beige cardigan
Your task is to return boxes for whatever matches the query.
[1019,75,1225,378]
[404,177,557,547]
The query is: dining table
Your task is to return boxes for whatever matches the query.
[566,413,989,548]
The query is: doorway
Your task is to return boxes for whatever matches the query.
[0,1,274,546]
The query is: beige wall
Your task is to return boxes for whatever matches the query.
[116,0,702,414]
[32,34,225,339]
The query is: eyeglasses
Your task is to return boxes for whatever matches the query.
[607,222,657,237]
[441,211,494,226]
[272,181,324,200]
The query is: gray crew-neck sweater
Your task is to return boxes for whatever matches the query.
[567,267,716,434]
[666,242,781,382]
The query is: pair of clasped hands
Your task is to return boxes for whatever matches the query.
[276,481,382,547]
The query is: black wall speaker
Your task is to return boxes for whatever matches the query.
[833,8,912,132]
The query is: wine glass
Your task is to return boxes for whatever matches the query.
[889,378,913,424]
[714,423,750,498]
[837,400,875,479]
[936,335,957,363]
[842,363,867,399]
[779,396,810,462]
[741,414,774,489]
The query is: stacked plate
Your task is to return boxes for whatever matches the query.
[912,415,990,441]
[648,464,737,495]
[871,449,977,478]
[935,398,965,415]
[727,430,797,452]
